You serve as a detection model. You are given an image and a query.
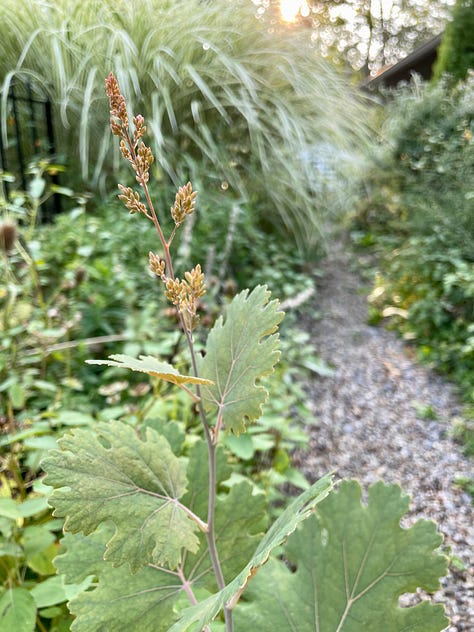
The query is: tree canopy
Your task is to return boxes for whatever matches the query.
[258,0,456,75]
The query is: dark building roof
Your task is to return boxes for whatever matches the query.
[361,33,443,90]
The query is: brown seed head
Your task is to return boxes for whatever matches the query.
[0,219,17,252]
[134,142,154,184]
[118,184,147,215]
[184,264,206,300]
[133,115,146,146]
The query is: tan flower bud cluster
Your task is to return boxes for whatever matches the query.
[149,251,166,278]
[105,72,128,134]
[134,143,154,184]
[119,140,132,163]
[118,185,147,215]
[133,115,146,145]
[105,73,155,187]
[171,182,197,226]
[164,264,206,332]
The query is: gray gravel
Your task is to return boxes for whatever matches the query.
[293,241,474,631]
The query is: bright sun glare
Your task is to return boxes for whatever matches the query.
[280,0,310,22]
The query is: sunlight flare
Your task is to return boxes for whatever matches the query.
[280,0,310,23]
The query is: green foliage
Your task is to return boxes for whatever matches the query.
[0,0,370,252]
[87,354,213,389]
[433,0,474,83]
[1,71,449,631]
[367,236,474,389]
[0,483,82,631]
[168,475,334,632]
[354,77,474,256]
[0,588,36,632]
[42,427,333,631]
[450,415,474,457]
[234,481,448,632]
[353,76,474,407]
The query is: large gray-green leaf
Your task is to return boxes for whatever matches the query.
[53,441,269,631]
[197,285,284,434]
[42,420,200,572]
[180,440,267,586]
[234,480,449,631]
[55,527,182,632]
[170,473,334,631]
[54,523,116,584]
[183,480,268,593]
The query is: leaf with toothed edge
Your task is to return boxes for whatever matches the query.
[42,420,201,572]
[234,481,449,632]
[197,285,284,435]
[86,354,213,390]
[169,473,334,631]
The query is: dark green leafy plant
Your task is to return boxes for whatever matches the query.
[234,481,448,632]
[36,75,448,632]
[433,0,474,84]
[352,75,474,412]
[0,164,86,428]
[0,480,85,631]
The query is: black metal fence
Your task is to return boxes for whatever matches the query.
[0,79,61,221]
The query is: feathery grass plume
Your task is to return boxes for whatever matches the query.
[0,0,372,251]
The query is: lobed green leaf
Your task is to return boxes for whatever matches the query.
[86,354,213,389]
[197,285,284,435]
[170,473,333,631]
[234,480,449,631]
[42,420,200,572]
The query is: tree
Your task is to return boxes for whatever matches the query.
[432,0,474,82]
[258,1,455,75]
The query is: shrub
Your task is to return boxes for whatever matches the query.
[433,0,474,84]
[353,75,474,403]
[368,236,474,394]
[354,75,474,256]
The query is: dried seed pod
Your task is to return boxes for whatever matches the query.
[0,219,17,252]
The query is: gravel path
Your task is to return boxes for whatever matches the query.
[293,240,474,631]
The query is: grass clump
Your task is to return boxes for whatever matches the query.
[0,0,370,252]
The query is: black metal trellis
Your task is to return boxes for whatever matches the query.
[0,78,62,221]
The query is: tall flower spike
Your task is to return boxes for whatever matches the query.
[171,182,198,226]
[105,73,128,134]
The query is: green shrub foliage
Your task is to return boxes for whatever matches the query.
[354,75,474,402]
[433,0,474,83]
